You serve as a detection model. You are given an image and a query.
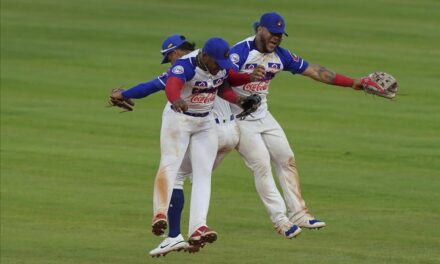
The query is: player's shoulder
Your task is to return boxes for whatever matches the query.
[275,46,303,63]
[230,36,255,65]
[231,36,255,52]
[170,50,198,76]
[274,46,293,59]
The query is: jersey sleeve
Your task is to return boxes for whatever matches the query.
[277,47,309,74]
[167,58,195,82]
[229,42,250,71]
[122,73,167,99]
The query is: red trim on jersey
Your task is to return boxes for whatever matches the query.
[219,86,238,104]
[333,73,354,87]
[228,69,251,86]
[165,76,184,103]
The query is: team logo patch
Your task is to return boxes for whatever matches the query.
[290,52,300,62]
[245,63,258,70]
[194,81,208,88]
[171,65,184,74]
[167,43,174,49]
[213,78,223,87]
[277,20,282,27]
[230,53,240,64]
[268,62,281,69]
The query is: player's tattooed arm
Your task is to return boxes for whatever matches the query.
[301,64,336,84]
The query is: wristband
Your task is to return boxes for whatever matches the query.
[333,73,354,87]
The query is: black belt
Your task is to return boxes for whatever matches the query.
[183,111,210,117]
[170,105,209,117]
[215,115,235,124]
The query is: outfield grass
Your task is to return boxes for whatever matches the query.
[1,0,440,263]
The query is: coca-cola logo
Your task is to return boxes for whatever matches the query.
[243,81,268,92]
[190,93,216,104]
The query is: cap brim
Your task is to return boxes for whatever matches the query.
[216,58,236,71]
[161,50,171,64]
[268,28,288,37]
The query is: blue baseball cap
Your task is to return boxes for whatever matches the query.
[160,34,188,64]
[256,12,288,36]
[202,37,235,71]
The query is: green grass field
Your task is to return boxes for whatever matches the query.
[1,0,440,263]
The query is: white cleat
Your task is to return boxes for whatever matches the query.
[149,234,188,257]
[298,219,326,229]
[276,221,302,239]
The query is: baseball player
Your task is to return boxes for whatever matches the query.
[152,36,261,253]
[228,12,374,237]
[110,35,263,257]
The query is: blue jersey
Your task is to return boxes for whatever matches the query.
[168,50,228,114]
[229,36,309,119]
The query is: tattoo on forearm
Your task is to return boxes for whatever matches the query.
[314,65,336,84]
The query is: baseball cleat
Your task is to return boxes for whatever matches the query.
[276,221,302,239]
[283,224,302,239]
[188,225,217,250]
[298,219,326,229]
[149,234,188,257]
[151,213,167,236]
[184,243,205,254]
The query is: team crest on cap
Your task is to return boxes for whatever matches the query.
[277,20,282,27]
[230,53,239,64]
[172,65,184,74]
[167,43,174,48]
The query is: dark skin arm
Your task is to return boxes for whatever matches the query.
[301,64,363,89]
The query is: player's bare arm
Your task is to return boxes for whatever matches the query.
[302,64,363,89]
[302,64,335,84]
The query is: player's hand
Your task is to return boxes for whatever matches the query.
[171,99,188,113]
[250,65,266,82]
[108,88,135,112]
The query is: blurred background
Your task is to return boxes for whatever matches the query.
[1,0,439,263]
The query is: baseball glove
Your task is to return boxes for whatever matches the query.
[108,88,135,112]
[361,72,398,99]
[236,94,261,119]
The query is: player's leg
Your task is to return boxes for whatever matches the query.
[152,110,191,235]
[212,122,239,170]
[187,124,218,248]
[236,120,300,238]
[262,113,325,229]
[169,150,191,238]
[149,150,191,257]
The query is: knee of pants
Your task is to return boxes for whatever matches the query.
[250,160,272,179]
[280,156,296,169]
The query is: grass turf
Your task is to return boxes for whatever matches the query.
[1,0,440,263]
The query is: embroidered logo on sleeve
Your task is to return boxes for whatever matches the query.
[230,53,240,64]
[172,65,184,74]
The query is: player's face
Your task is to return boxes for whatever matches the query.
[203,55,221,75]
[257,27,283,53]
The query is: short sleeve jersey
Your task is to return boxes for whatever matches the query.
[168,50,229,114]
[229,36,309,120]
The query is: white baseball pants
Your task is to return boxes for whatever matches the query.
[236,112,309,226]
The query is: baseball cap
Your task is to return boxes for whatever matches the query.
[160,34,188,64]
[202,37,235,71]
[256,12,288,36]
